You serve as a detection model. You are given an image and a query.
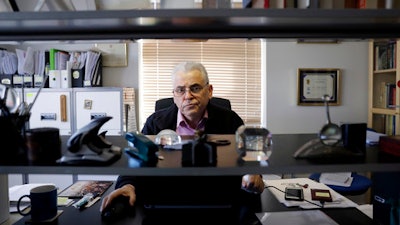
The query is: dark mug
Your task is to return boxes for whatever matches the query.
[25,127,61,165]
[17,185,58,222]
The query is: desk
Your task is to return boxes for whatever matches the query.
[260,188,377,225]
[1,134,399,175]
[9,184,377,225]
[1,133,398,224]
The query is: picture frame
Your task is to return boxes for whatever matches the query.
[297,68,340,106]
[94,43,128,67]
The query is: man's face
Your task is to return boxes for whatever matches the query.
[173,69,213,121]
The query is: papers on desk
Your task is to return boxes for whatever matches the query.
[9,183,55,202]
[319,172,353,187]
[9,183,75,213]
[9,183,56,213]
[256,210,339,225]
[366,130,386,145]
[264,178,358,209]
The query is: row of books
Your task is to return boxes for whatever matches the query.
[373,114,396,136]
[375,41,397,71]
[243,0,399,9]
[378,82,396,109]
[385,114,396,136]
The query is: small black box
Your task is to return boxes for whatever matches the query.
[341,123,367,154]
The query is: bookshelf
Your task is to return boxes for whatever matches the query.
[368,39,400,135]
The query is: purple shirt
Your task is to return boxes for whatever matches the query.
[176,110,208,136]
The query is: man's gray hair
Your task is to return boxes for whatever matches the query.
[171,61,209,84]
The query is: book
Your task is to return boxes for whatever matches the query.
[58,180,113,198]
[49,48,70,70]
[379,135,400,156]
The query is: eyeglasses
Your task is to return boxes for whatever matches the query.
[173,83,208,97]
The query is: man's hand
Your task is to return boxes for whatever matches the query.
[242,174,265,194]
[100,184,136,212]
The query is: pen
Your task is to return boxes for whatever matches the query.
[73,193,94,210]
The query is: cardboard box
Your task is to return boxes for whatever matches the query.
[378,135,400,157]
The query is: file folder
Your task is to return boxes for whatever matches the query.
[49,70,61,88]
[71,69,84,87]
[61,70,71,88]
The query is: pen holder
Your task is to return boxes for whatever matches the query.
[0,114,29,165]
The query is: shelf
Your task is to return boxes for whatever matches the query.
[373,68,397,74]
[1,9,400,41]
[371,107,397,115]
[0,134,398,176]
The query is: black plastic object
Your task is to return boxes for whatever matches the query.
[57,116,121,165]
[101,196,134,221]
[181,132,217,167]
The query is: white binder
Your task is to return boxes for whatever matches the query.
[49,70,61,88]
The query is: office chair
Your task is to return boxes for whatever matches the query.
[309,172,372,196]
[155,97,231,111]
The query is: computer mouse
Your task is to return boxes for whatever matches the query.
[101,196,134,221]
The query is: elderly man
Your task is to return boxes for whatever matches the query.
[101,62,264,224]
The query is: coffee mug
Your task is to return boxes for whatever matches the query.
[17,185,58,222]
[25,127,61,165]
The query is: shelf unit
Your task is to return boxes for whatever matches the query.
[0,8,399,175]
[0,9,399,41]
[0,8,399,225]
[368,39,400,135]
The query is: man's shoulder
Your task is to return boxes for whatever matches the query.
[207,103,244,125]
[142,105,178,135]
[208,103,240,117]
[151,105,178,119]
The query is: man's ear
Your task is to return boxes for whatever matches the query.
[208,84,213,98]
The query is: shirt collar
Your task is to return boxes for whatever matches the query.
[176,109,208,135]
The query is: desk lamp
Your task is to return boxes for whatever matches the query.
[293,95,364,162]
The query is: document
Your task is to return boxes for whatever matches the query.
[9,183,56,213]
[264,178,358,209]
[366,130,386,145]
[319,172,353,187]
[9,183,55,202]
[256,210,339,225]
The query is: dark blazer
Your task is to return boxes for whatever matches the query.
[117,102,244,189]
[115,102,261,218]
[141,101,244,135]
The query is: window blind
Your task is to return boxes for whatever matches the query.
[139,39,262,130]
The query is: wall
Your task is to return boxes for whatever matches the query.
[266,40,369,134]
[8,40,369,133]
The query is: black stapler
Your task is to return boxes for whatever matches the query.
[57,116,121,165]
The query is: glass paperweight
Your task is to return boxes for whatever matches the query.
[154,129,182,146]
[236,125,272,162]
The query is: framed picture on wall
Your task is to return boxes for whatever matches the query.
[297,68,341,106]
